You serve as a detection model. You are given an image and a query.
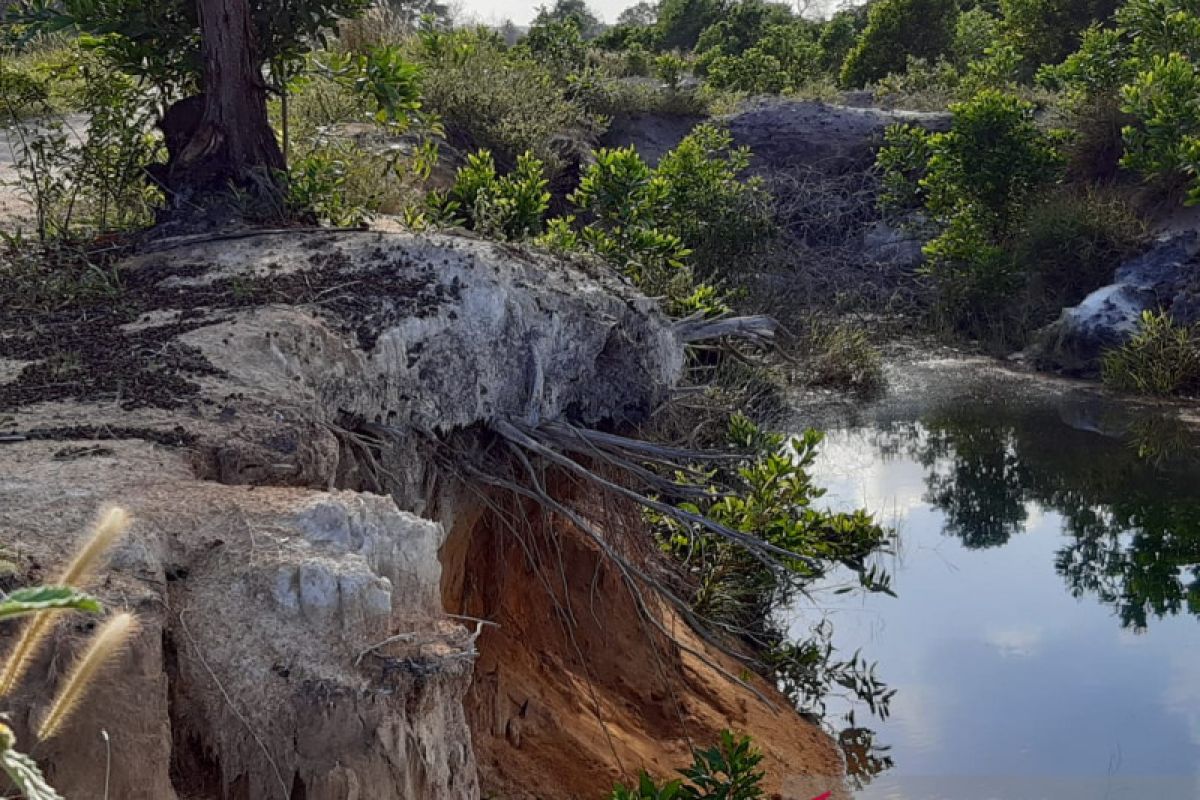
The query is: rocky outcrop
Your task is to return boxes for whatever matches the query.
[0,229,843,799]
[725,100,949,175]
[1035,232,1200,375]
[601,99,950,174]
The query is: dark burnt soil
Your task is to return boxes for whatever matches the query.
[0,233,460,412]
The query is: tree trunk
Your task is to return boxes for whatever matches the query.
[169,0,284,199]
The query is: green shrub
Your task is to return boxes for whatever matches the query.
[1116,0,1200,61]
[653,51,687,88]
[649,414,893,714]
[429,149,550,240]
[611,731,766,800]
[817,10,862,73]
[14,0,371,94]
[872,56,961,111]
[807,322,885,395]
[523,17,589,74]
[414,27,600,178]
[1036,24,1128,95]
[699,18,823,91]
[1102,310,1200,395]
[706,47,791,93]
[643,124,775,277]
[878,90,1063,334]
[953,6,1001,66]
[694,0,797,58]
[656,0,725,51]
[839,0,958,87]
[4,55,164,242]
[1012,189,1145,316]
[997,0,1120,78]
[1119,52,1200,202]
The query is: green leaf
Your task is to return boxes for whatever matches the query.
[1,748,63,800]
[0,586,102,621]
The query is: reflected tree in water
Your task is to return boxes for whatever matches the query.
[1055,500,1200,630]
[882,408,1200,630]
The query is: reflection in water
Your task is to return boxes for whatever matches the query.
[794,401,1200,799]
[889,407,1200,630]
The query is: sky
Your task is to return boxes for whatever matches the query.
[454,0,650,25]
[454,0,823,26]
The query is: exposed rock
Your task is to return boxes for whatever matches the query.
[601,99,950,175]
[725,100,949,175]
[0,229,844,799]
[1034,232,1200,375]
[0,441,476,800]
[601,111,707,166]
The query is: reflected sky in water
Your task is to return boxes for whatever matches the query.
[791,406,1200,799]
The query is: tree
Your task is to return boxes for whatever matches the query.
[532,0,603,38]
[383,0,454,28]
[616,0,657,25]
[656,0,725,51]
[17,0,369,206]
[838,0,958,86]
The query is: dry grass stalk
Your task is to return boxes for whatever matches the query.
[37,613,139,741]
[0,507,131,697]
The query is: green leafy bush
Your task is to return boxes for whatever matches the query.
[649,414,893,713]
[414,27,600,178]
[428,149,550,240]
[656,0,728,52]
[1011,189,1145,316]
[703,23,822,94]
[839,0,958,87]
[872,56,961,110]
[694,0,798,58]
[1119,52,1200,201]
[523,17,589,75]
[1038,0,1200,198]
[1102,310,1200,395]
[653,51,688,88]
[816,10,862,73]
[611,731,766,800]
[997,0,1120,78]
[953,7,1001,66]
[878,90,1063,334]
[13,0,371,93]
[648,124,774,277]
[3,55,164,242]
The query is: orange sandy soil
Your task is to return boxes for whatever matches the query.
[441,490,849,800]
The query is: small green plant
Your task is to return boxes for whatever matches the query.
[654,52,687,88]
[649,415,893,715]
[1102,310,1200,396]
[428,149,550,240]
[610,731,766,800]
[807,322,885,396]
[997,0,1120,78]
[2,53,163,242]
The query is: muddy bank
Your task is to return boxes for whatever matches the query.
[783,339,1200,436]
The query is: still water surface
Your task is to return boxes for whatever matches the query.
[795,402,1200,799]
